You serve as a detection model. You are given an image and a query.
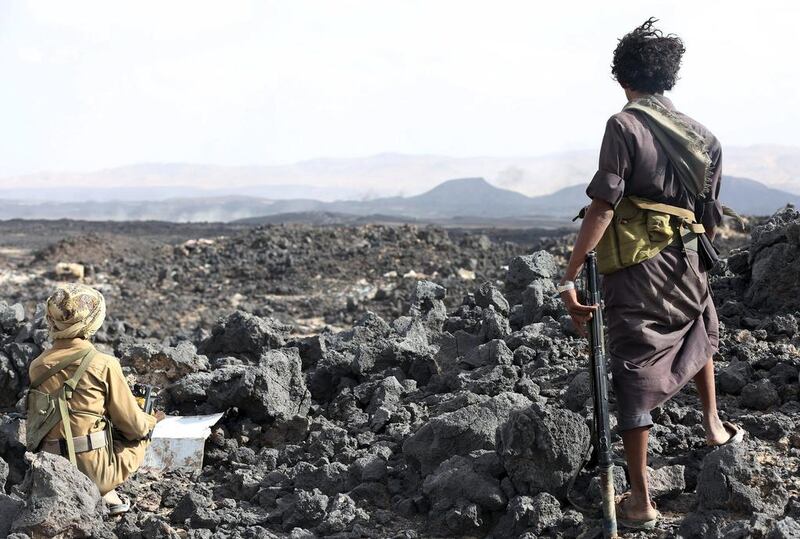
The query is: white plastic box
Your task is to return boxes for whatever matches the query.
[141,413,223,472]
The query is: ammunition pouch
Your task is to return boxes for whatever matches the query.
[577,196,705,275]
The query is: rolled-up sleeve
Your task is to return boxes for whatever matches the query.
[586,116,632,207]
[699,141,723,231]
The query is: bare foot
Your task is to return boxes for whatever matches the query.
[703,414,732,446]
[617,492,658,522]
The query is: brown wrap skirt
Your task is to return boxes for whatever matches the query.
[602,245,718,430]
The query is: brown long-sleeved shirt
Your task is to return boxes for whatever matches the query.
[585,94,722,432]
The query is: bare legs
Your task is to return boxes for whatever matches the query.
[620,427,658,520]
[693,356,731,444]
[619,356,729,520]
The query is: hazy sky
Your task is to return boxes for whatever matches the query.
[1,0,798,177]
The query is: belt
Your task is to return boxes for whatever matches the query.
[40,430,107,456]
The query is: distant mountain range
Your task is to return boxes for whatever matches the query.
[1,145,799,202]
[1,175,796,224]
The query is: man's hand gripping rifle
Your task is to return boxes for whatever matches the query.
[132,383,158,415]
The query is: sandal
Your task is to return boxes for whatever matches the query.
[708,421,745,448]
[103,490,131,516]
[616,492,660,530]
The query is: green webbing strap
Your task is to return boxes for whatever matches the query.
[57,390,77,465]
[628,195,697,222]
[629,196,706,232]
[64,349,97,399]
[48,349,97,466]
[29,348,93,389]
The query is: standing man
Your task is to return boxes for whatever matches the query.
[28,284,161,515]
[557,18,743,529]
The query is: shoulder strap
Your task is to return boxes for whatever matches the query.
[57,349,97,466]
[64,349,97,399]
[57,389,77,465]
[30,349,93,389]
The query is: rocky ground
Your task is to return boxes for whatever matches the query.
[0,211,798,539]
[0,220,575,337]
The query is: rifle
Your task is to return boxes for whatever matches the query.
[132,383,158,415]
[584,251,619,538]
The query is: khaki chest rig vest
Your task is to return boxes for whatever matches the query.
[578,196,705,275]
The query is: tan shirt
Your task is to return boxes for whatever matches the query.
[29,338,156,441]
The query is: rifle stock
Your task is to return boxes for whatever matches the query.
[585,251,619,538]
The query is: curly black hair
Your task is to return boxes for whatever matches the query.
[611,18,685,94]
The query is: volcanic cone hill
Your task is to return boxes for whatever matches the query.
[0,210,798,538]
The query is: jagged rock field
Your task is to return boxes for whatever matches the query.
[0,211,798,539]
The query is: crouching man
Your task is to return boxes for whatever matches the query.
[27,284,161,515]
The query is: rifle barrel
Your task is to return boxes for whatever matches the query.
[585,251,618,538]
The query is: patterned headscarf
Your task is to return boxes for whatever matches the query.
[46,284,106,340]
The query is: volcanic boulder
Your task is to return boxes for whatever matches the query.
[139,516,185,538]
[0,352,21,409]
[520,278,562,325]
[0,457,21,538]
[0,303,45,408]
[200,311,292,358]
[408,281,447,331]
[505,251,558,291]
[444,364,520,397]
[170,348,311,422]
[0,493,23,538]
[459,339,513,370]
[118,340,209,385]
[490,493,563,538]
[366,375,405,415]
[497,403,590,500]
[768,518,800,539]
[475,281,510,316]
[0,302,25,333]
[422,453,507,536]
[648,464,686,499]
[317,493,369,535]
[744,207,800,313]
[307,313,396,402]
[381,318,441,386]
[171,490,213,525]
[403,392,531,475]
[308,350,357,403]
[563,370,591,412]
[478,306,512,341]
[11,452,109,538]
[0,416,27,487]
[696,443,788,517]
[740,379,781,410]
[717,359,753,395]
[504,318,563,350]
